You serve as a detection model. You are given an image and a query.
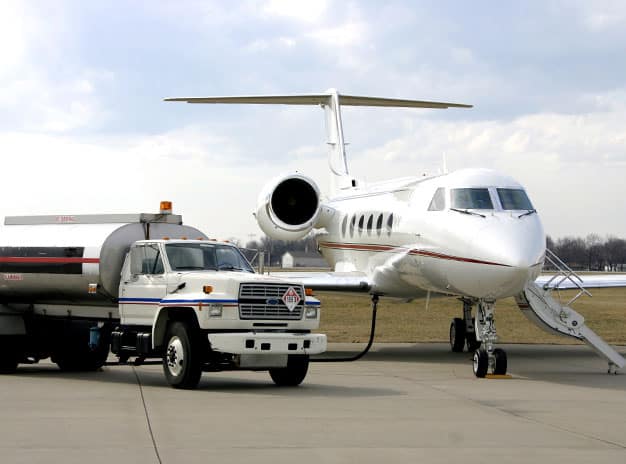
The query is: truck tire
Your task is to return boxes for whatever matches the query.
[163,321,203,389]
[54,343,109,372]
[0,336,21,374]
[269,354,309,387]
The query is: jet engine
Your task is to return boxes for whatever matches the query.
[256,174,321,241]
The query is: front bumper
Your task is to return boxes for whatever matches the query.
[207,332,327,356]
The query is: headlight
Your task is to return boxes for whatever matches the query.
[305,307,318,319]
[208,304,223,318]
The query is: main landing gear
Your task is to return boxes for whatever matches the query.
[449,299,507,378]
[449,299,481,353]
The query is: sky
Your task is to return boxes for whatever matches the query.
[2,0,626,244]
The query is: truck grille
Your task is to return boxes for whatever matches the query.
[239,283,304,320]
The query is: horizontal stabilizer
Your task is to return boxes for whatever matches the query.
[165,91,472,109]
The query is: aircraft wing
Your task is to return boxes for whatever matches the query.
[268,271,372,292]
[535,274,626,290]
[269,271,626,294]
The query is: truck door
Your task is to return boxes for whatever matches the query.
[119,244,167,326]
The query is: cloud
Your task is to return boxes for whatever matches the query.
[262,0,329,22]
[0,2,113,133]
[307,21,366,47]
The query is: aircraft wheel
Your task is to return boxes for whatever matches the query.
[466,324,482,352]
[163,321,203,390]
[473,349,488,378]
[493,348,507,375]
[269,355,309,386]
[450,318,466,353]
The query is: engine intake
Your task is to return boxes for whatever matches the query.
[256,174,321,241]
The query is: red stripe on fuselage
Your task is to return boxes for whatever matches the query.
[318,241,510,267]
[0,257,100,264]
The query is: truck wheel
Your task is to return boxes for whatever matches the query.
[269,355,309,387]
[54,343,109,372]
[163,321,203,390]
[53,328,110,372]
[0,352,18,374]
[0,337,20,374]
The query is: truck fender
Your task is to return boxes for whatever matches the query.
[151,306,200,350]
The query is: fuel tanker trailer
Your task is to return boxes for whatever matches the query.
[0,202,326,389]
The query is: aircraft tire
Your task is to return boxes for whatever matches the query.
[163,321,203,390]
[493,348,507,375]
[450,318,466,352]
[473,349,488,378]
[466,322,482,352]
[269,355,309,386]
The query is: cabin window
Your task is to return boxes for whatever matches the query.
[366,215,373,235]
[386,214,394,235]
[350,215,356,237]
[358,215,365,235]
[428,188,446,211]
[451,188,493,210]
[131,244,164,275]
[376,214,383,236]
[341,215,347,237]
[497,188,534,210]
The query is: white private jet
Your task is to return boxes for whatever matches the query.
[166,89,626,377]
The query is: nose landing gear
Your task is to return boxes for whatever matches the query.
[473,300,507,377]
[450,299,508,378]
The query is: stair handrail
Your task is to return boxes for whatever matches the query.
[544,249,592,306]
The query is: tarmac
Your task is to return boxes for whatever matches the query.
[1,343,625,464]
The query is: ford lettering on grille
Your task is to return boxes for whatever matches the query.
[239,283,304,320]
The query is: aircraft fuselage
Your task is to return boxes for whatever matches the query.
[318,168,545,300]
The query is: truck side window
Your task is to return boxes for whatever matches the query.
[130,245,164,275]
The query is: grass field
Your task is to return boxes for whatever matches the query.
[316,287,626,345]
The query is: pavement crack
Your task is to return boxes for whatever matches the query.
[133,367,163,464]
[486,402,626,450]
[428,382,626,450]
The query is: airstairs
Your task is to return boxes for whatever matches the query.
[515,249,625,373]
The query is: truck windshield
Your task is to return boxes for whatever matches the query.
[165,243,254,273]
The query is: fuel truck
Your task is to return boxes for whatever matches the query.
[0,202,326,389]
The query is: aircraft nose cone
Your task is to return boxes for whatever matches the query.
[475,215,545,297]
[447,214,545,299]
[484,216,546,269]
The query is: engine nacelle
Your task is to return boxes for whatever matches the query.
[256,174,321,241]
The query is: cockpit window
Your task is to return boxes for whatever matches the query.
[497,188,534,210]
[428,188,445,211]
[451,188,493,210]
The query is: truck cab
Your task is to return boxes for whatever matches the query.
[113,239,326,389]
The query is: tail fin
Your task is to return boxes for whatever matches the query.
[165,89,471,195]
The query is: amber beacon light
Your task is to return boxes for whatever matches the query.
[160,201,173,214]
